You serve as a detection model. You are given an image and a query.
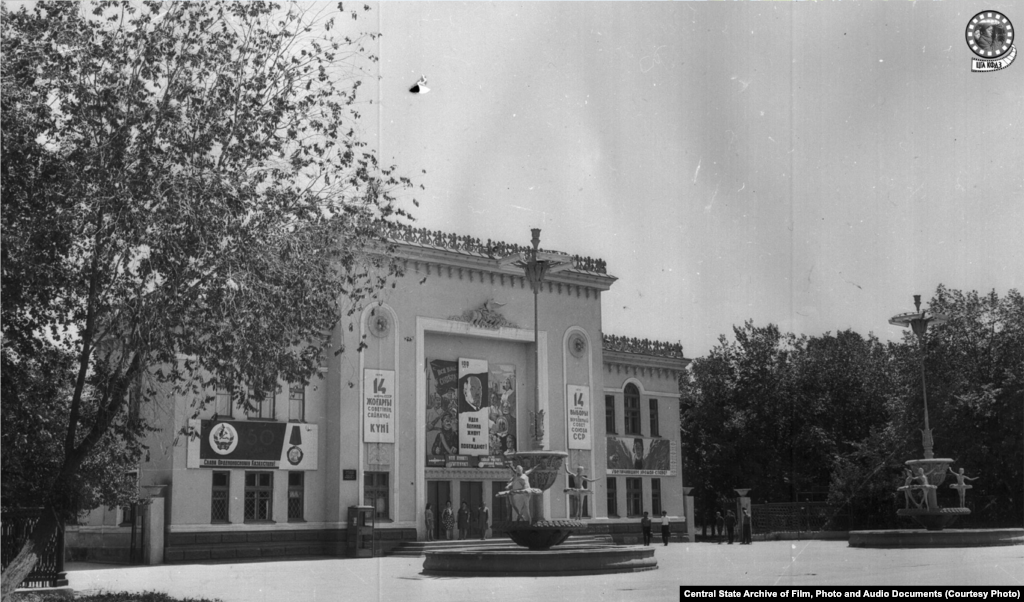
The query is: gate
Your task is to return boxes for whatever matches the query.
[1,508,68,588]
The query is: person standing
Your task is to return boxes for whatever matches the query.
[659,511,670,546]
[478,504,490,540]
[425,503,435,541]
[715,511,725,544]
[441,500,455,540]
[741,508,753,545]
[641,511,652,546]
[457,501,471,539]
[725,510,737,544]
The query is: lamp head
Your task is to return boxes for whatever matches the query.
[531,228,541,249]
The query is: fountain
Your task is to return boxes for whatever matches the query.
[422,450,658,575]
[849,296,1023,548]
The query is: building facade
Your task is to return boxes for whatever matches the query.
[68,226,690,562]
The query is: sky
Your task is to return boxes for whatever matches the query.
[357,1,1023,359]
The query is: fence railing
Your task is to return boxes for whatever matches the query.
[751,502,838,534]
[1,508,68,589]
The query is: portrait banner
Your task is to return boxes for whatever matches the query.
[426,359,460,463]
[566,384,592,450]
[458,357,489,456]
[363,369,395,443]
[606,435,674,476]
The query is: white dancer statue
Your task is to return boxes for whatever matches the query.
[563,464,597,520]
[498,464,542,523]
[947,467,979,509]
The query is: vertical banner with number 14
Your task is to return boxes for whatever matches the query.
[567,384,591,450]
[363,369,395,443]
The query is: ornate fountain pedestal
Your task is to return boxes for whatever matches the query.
[895,458,970,531]
[422,450,658,575]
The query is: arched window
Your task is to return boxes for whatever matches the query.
[624,384,641,435]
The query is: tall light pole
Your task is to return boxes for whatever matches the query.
[889,295,948,459]
[500,228,572,450]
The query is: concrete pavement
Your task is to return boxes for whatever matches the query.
[65,540,1024,602]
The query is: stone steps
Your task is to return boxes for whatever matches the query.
[388,534,616,557]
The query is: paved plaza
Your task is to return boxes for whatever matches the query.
[65,540,1023,602]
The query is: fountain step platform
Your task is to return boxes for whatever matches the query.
[849,528,1024,548]
[389,534,615,557]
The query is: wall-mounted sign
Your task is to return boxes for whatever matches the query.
[566,384,592,450]
[457,358,489,456]
[343,470,357,481]
[606,435,674,476]
[187,420,318,470]
[363,369,395,443]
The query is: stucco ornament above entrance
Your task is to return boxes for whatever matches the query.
[568,332,587,358]
[368,310,390,338]
[448,299,518,330]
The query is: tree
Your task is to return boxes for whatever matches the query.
[1,2,416,595]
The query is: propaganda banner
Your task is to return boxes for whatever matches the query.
[187,420,318,470]
[488,364,517,456]
[363,369,395,443]
[606,435,674,476]
[426,359,459,465]
[566,384,592,450]
[458,357,489,456]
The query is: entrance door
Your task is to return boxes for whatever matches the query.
[460,481,483,538]
[427,480,451,540]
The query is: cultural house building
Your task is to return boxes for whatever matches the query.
[68,225,691,563]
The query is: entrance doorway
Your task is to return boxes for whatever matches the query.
[460,481,483,538]
[427,480,451,540]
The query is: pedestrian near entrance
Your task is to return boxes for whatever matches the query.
[715,511,724,544]
[478,504,490,540]
[725,510,736,544]
[457,501,471,539]
[659,511,670,545]
[425,503,435,541]
[741,508,752,544]
[641,511,652,546]
[441,501,455,540]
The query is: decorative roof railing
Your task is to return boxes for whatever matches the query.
[380,222,608,275]
[602,334,685,359]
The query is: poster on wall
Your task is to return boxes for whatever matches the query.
[606,435,675,476]
[458,357,489,456]
[426,359,459,465]
[566,384,591,450]
[426,359,517,467]
[363,369,395,443]
[187,419,318,470]
[488,364,517,456]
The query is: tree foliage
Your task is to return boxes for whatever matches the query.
[1,2,415,594]
[681,287,1022,530]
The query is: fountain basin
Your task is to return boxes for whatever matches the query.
[422,544,658,576]
[492,519,585,550]
[849,528,1024,548]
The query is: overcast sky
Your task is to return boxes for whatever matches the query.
[361,1,1023,358]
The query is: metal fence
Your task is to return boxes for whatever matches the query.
[1,508,68,589]
[751,502,836,534]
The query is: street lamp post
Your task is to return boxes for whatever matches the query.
[500,228,572,450]
[889,295,947,459]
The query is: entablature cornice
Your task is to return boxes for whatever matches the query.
[603,349,690,381]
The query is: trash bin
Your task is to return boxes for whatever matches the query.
[346,505,374,557]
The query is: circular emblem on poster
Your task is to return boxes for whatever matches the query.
[568,332,587,358]
[966,11,1013,59]
[286,446,304,466]
[368,312,390,338]
[209,422,238,455]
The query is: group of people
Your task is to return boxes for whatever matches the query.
[639,511,672,546]
[424,500,490,540]
[711,509,752,544]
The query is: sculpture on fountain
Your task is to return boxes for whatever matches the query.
[564,464,597,521]
[947,467,979,509]
[498,464,543,522]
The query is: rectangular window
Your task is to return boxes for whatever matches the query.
[212,471,230,523]
[649,399,660,437]
[247,386,277,420]
[288,383,305,422]
[626,477,643,517]
[244,471,273,521]
[624,393,641,435]
[605,395,616,434]
[364,472,389,519]
[651,478,662,517]
[287,472,304,521]
[607,477,618,517]
[214,384,232,418]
